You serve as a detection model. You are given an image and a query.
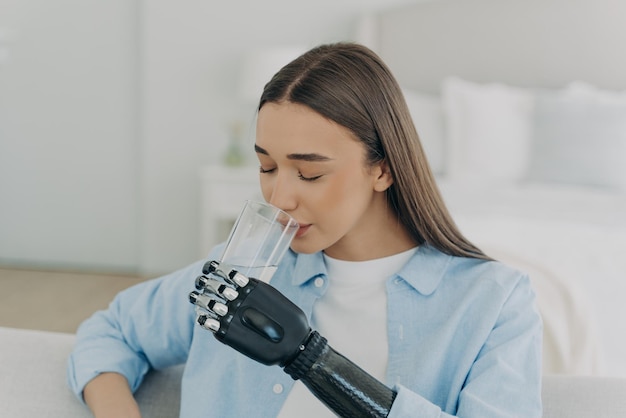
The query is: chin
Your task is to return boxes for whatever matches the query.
[289,239,323,255]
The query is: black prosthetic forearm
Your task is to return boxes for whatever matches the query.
[285,331,397,418]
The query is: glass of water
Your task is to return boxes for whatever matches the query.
[218,200,299,283]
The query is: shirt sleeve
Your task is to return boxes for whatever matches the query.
[66,255,215,402]
[387,275,543,418]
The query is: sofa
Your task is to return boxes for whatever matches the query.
[2,326,625,417]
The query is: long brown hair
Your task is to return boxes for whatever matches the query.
[259,42,489,260]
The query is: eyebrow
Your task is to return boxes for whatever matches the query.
[254,144,333,162]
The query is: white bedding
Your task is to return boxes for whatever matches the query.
[438,180,626,377]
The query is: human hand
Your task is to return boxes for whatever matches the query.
[189,260,312,366]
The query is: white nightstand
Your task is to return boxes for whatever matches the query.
[198,165,261,258]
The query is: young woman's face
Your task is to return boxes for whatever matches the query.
[255,102,392,259]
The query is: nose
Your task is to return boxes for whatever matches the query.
[266,171,297,213]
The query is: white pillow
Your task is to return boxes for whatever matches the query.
[402,89,446,174]
[529,82,626,191]
[442,77,534,184]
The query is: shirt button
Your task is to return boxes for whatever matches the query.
[314,277,325,288]
[393,278,402,285]
[273,383,283,394]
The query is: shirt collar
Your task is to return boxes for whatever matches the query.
[396,245,451,295]
[291,250,327,286]
[288,244,451,295]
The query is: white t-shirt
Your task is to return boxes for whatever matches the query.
[277,247,417,417]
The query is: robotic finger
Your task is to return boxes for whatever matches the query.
[202,260,249,287]
[189,291,228,316]
[195,275,239,301]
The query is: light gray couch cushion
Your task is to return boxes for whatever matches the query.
[2,326,626,417]
[0,327,181,417]
[542,374,626,417]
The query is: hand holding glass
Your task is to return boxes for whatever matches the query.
[189,200,299,332]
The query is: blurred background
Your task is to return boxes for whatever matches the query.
[1,0,625,378]
[0,0,414,278]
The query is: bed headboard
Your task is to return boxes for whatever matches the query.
[374,0,626,93]
[361,0,626,191]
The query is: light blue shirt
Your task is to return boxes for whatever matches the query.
[67,244,543,417]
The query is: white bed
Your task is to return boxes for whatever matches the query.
[366,0,626,378]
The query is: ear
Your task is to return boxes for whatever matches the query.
[373,161,394,192]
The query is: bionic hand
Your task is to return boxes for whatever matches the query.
[189,260,397,418]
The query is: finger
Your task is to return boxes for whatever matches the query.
[196,313,220,332]
[195,275,239,301]
[204,260,249,288]
[188,291,228,316]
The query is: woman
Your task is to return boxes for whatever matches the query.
[68,42,542,417]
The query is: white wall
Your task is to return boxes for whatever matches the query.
[0,0,139,272]
[377,0,626,93]
[0,0,416,276]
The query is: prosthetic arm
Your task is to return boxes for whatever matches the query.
[189,260,397,418]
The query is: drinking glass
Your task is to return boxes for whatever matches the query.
[218,200,299,282]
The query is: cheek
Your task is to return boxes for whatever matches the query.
[312,181,347,205]
[312,172,372,228]
[323,170,370,205]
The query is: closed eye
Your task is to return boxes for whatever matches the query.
[298,173,322,182]
[259,165,322,181]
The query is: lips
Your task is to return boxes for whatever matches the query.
[295,224,311,238]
